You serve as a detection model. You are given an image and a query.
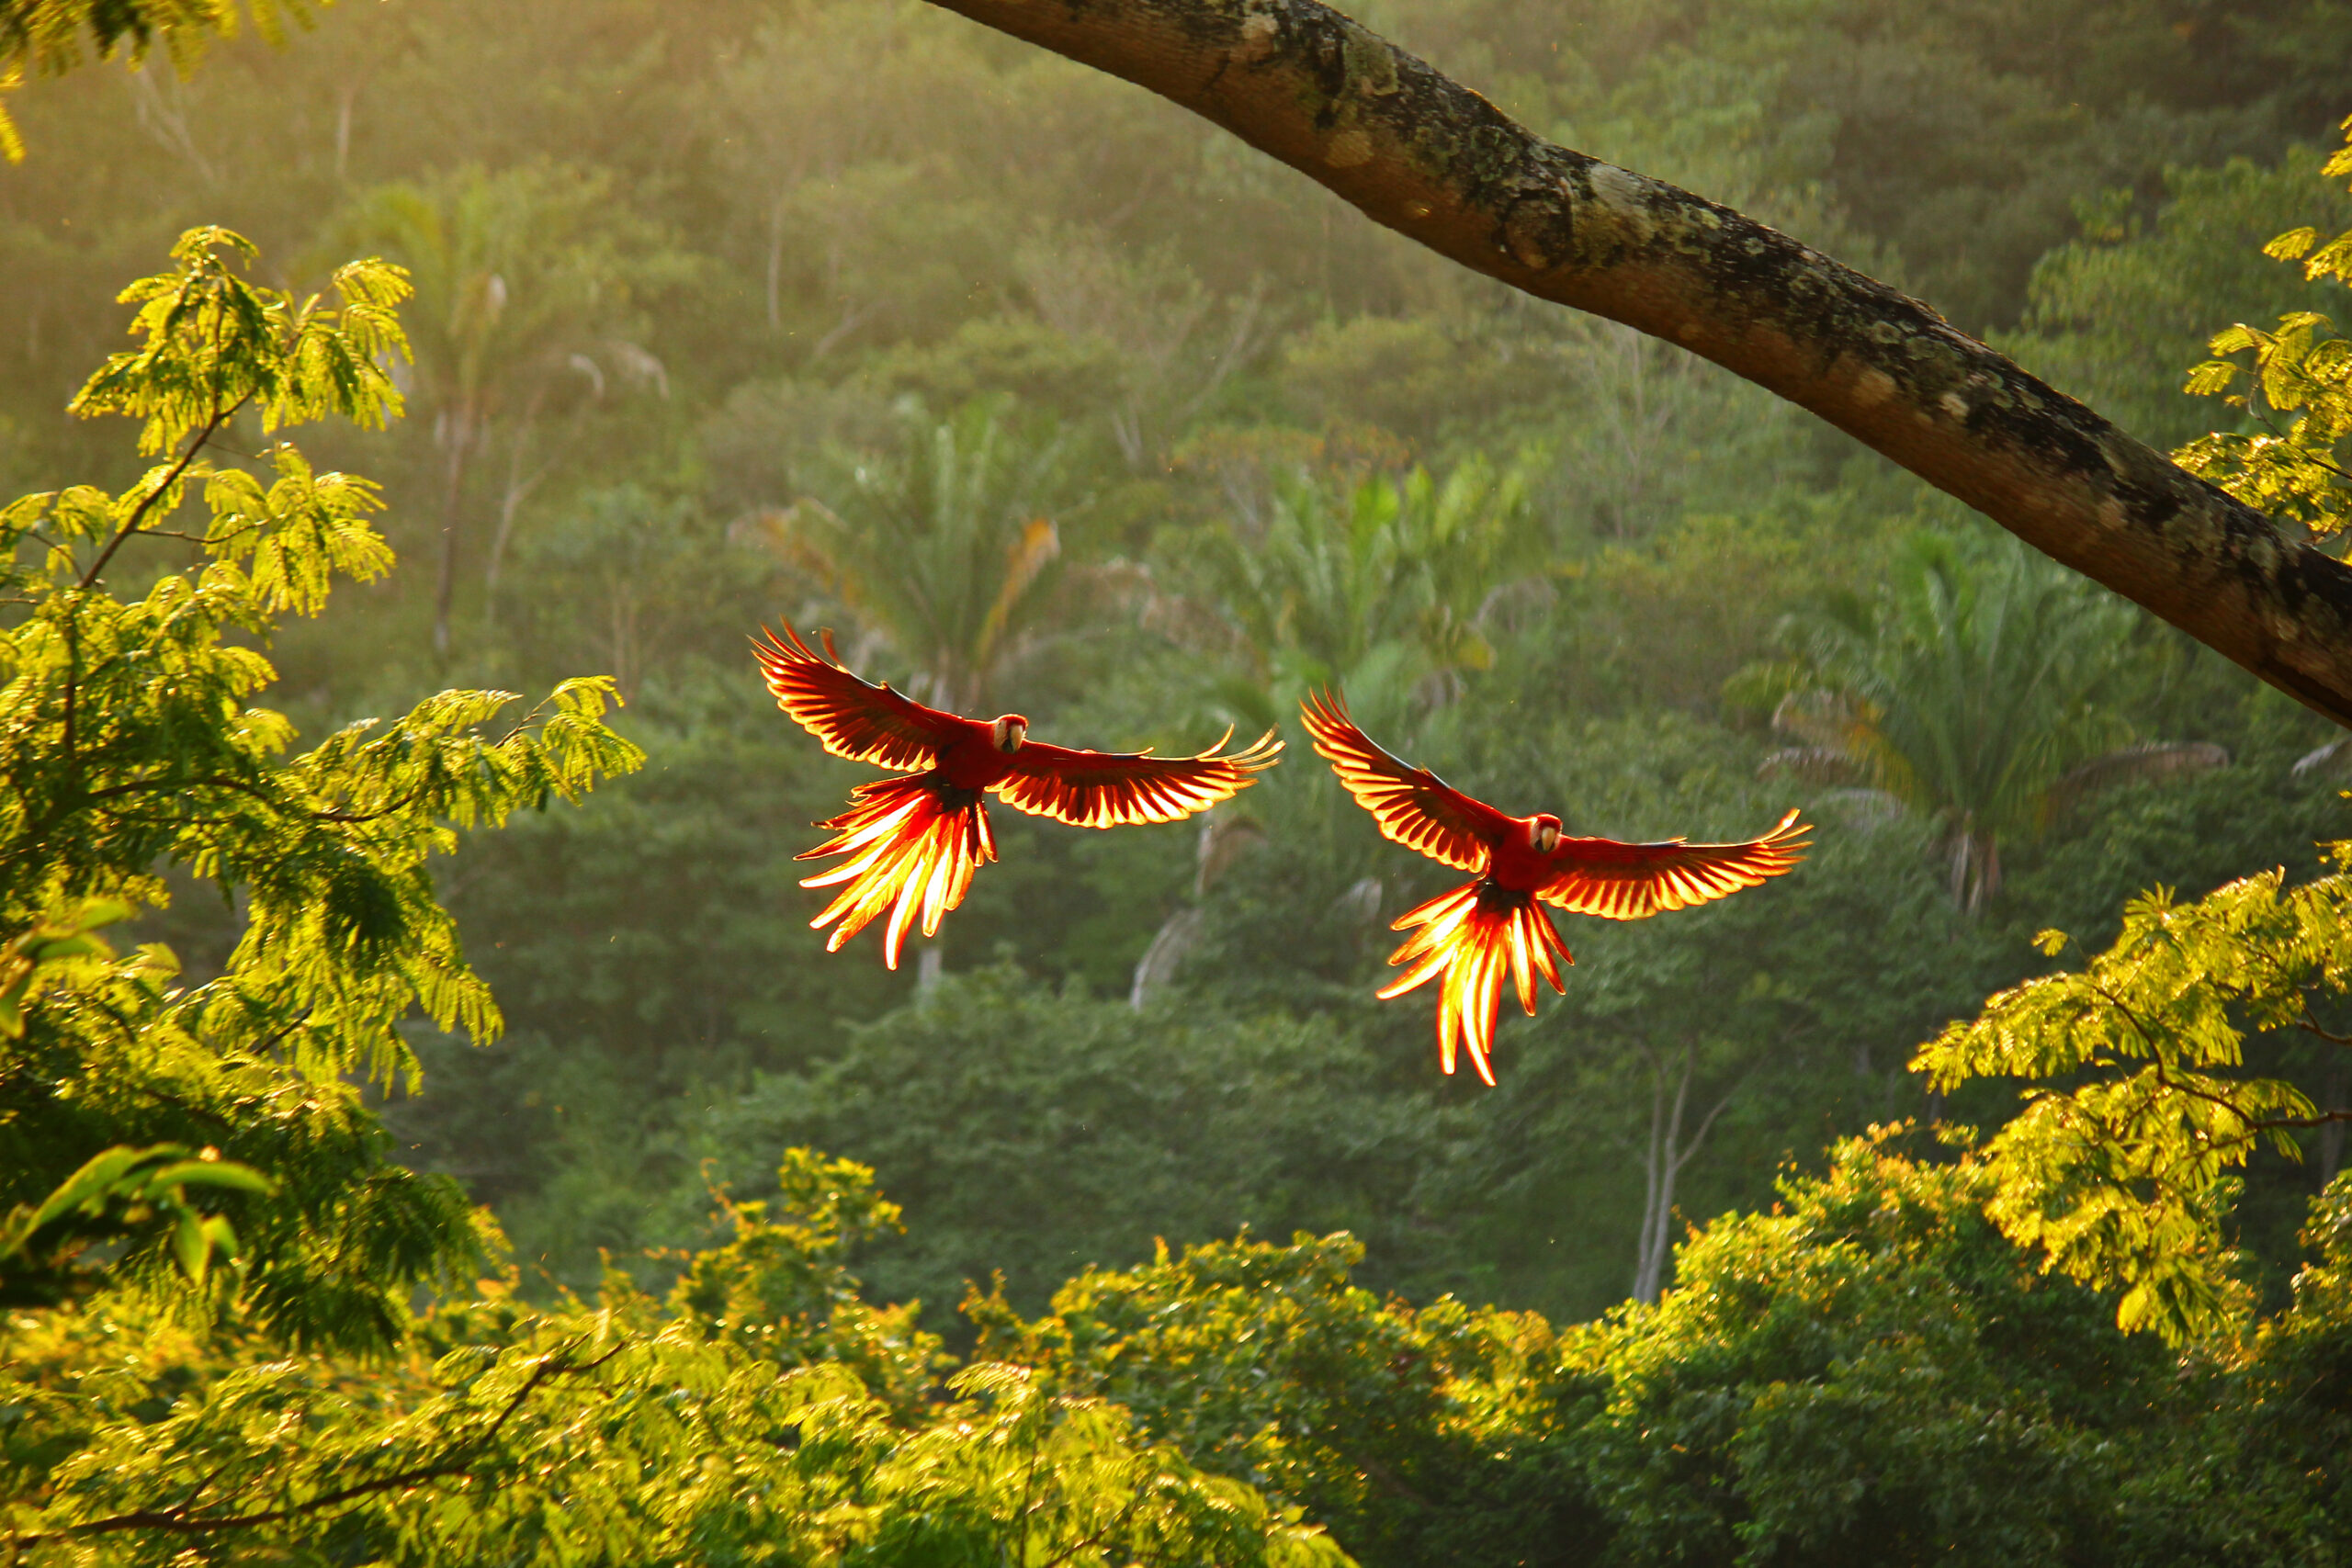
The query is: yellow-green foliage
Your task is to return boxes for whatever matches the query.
[967,1140,2193,1567]
[654,1148,947,1418]
[1917,857,2352,1343]
[0,231,1341,1568]
[974,1227,1597,1561]
[20,1326,1349,1565]
[1576,1134,2177,1567]
[2178,118,2352,536]
[6,1167,1351,1565]
[0,1,316,162]
[0,227,641,1344]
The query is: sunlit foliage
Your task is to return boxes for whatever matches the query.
[0,231,1345,1566]
[0,0,315,161]
[2179,119,2352,539]
[10,1156,1349,1565]
[0,229,639,1348]
[1918,854,2352,1344]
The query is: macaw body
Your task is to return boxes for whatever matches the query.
[756,623,1279,967]
[1304,692,1807,1084]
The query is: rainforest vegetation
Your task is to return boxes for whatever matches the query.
[5,0,2352,1562]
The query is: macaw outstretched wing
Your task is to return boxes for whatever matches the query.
[752,621,973,773]
[1301,690,1514,874]
[993,729,1282,828]
[1536,810,1810,919]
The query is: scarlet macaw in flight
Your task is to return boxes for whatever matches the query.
[756,622,1281,967]
[1302,692,1807,1085]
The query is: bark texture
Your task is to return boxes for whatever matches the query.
[921,0,2352,728]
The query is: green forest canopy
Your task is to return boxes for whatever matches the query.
[5,1,2352,1562]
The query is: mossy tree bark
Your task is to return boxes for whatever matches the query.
[921,0,2352,729]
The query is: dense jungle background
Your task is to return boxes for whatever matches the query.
[9,0,2352,1562]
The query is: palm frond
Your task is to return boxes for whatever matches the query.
[1757,746,1868,788]
[2045,741,2231,821]
[2293,736,2352,779]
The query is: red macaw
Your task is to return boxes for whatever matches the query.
[755,622,1281,967]
[1302,691,1808,1085]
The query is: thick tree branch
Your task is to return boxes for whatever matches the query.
[919,0,2352,728]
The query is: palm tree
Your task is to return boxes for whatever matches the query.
[1764,533,2224,911]
[737,396,1080,714]
[1191,454,1542,711]
[325,162,689,655]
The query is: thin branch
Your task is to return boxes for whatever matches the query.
[1036,1489,1148,1568]
[1674,1081,1740,1176]
[170,1458,243,1523]
[56,402,235,773]
[83,773,424,825]
[2142,1061,2262,1122]
[14,1344,623,1546]
[140,520,267,547]
[2141,1062,2333,1154]
[1011,1395,1047,1568]
[2245,405,2352,486]
[2083,980,2171,1062]
[128,1083,239,1133]
[2293,1018,2352,1048]
[89,807,242,827]
[78,404,237,592]
[59,605,79,765]
[2245,1108,2352,1133]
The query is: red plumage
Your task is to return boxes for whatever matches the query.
[756,622,1280,966]
[1303,690,1808,1084]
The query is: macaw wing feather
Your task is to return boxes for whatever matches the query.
[752,621,969,772]
[993,729,1281,828]
[1301,691,1512,874]
[1537,810,1810,919]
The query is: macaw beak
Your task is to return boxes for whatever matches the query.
[1532,818,1561,854]
[993,716,1029,753]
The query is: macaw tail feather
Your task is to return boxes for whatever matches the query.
[1376,881,1572,1086]
[797,777,994,969]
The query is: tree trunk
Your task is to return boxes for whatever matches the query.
[434,404,475,659]
[483,383,554,629]
[1634,1042,1736,1303]
[1130,906,1204,1008]
[1948,819,2003,914]
[918,0,2352,730]
[334,84,356,182]
[1632,1056,1687,1305]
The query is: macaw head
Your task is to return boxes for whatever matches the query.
[991,715,1030,753]
[1527,814,1562,855]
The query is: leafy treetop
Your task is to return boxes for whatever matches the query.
[0,226,641,1348]
[0,0,318,161]
[2180,117,2352,539]
[1917,854,2352,1345]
